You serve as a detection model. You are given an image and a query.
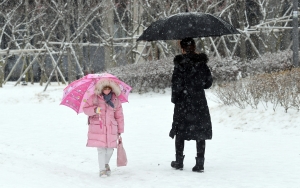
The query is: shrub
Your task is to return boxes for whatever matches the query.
[103,50,295,94]
[213,68,300,112]
[208,50,294,83]
[104,57,173,93]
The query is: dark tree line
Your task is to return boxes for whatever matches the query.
[0,0,299,87]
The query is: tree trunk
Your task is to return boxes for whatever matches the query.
[279,0,291,51]
[247,0,261,59]
[0,58,3,88]
[103,1,116,69]
[151,42,158,61]
[237,0,246,60]
[65,0,75,83]
[23,0,34,84]
[76,0,84,76]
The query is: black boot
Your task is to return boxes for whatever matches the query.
[171,155,185,170]
[192,157,204,172]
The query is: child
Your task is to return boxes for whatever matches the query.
[83,79,124,177]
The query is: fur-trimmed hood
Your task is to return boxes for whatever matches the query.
[94,79,121,96]
[174,53,208,65]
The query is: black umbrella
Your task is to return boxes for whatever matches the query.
[137,12,240,41]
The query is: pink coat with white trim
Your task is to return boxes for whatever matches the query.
[83,93,124,148]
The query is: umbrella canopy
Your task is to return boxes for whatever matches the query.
[60,73,132,114]
[137,12,240,41]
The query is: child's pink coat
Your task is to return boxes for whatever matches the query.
[83,93,124,148]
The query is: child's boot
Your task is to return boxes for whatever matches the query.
[105,164,111,176]
[99,170,107,177]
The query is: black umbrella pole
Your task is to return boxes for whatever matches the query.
[292,0,299,67]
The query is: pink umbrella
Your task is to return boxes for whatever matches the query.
[60,73,132,114]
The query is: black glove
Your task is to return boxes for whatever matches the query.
[169,129,175,139]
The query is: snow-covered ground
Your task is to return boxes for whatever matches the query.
[1,82,299,188]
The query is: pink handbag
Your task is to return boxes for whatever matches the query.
[117,136,128,167]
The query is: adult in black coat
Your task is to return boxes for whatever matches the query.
[169,38,213,172]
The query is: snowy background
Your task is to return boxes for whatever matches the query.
[0,82,300,188]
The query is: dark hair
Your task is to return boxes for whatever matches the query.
[180,38,196,53]
[102,85,112,91]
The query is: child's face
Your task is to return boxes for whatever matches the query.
[102,87,112,95]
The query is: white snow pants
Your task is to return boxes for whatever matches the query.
[97,147,114,171]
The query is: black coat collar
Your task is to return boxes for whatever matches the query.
[174,53,208,65]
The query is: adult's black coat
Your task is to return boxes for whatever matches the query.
[171,53,213,141]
